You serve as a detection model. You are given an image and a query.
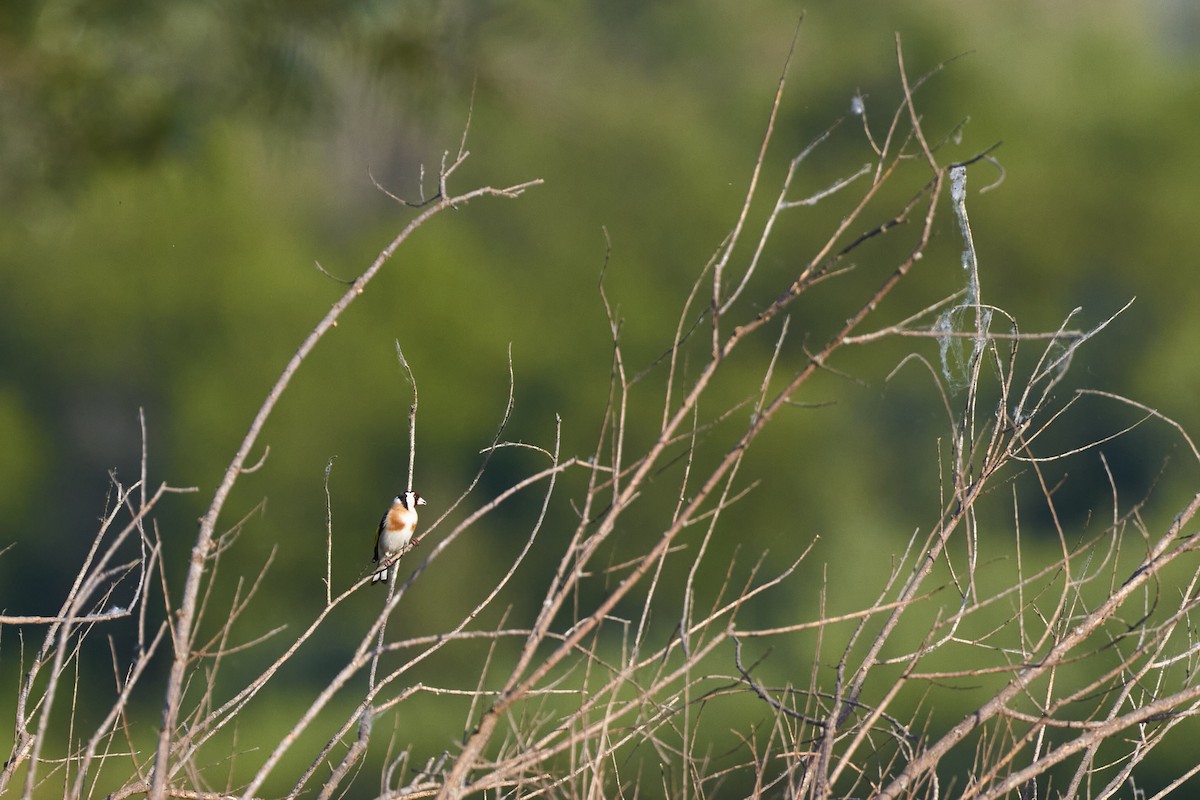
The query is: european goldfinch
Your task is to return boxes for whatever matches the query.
[372,490,426,584]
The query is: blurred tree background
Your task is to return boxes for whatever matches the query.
[3,0,1200,794]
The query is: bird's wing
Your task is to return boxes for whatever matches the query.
[373,511,388,563]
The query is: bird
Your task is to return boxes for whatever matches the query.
[371,490,427,584]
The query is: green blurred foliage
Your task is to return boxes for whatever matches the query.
[3,0,1200,794]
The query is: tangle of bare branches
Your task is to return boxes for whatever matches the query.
[3,32,1198,800]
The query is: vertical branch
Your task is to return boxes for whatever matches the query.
[597,230,628,501]
[365,343,419,691]
[395,341,419,493]
[323,456,336,607]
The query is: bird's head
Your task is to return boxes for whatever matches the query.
[397,490,426,510]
